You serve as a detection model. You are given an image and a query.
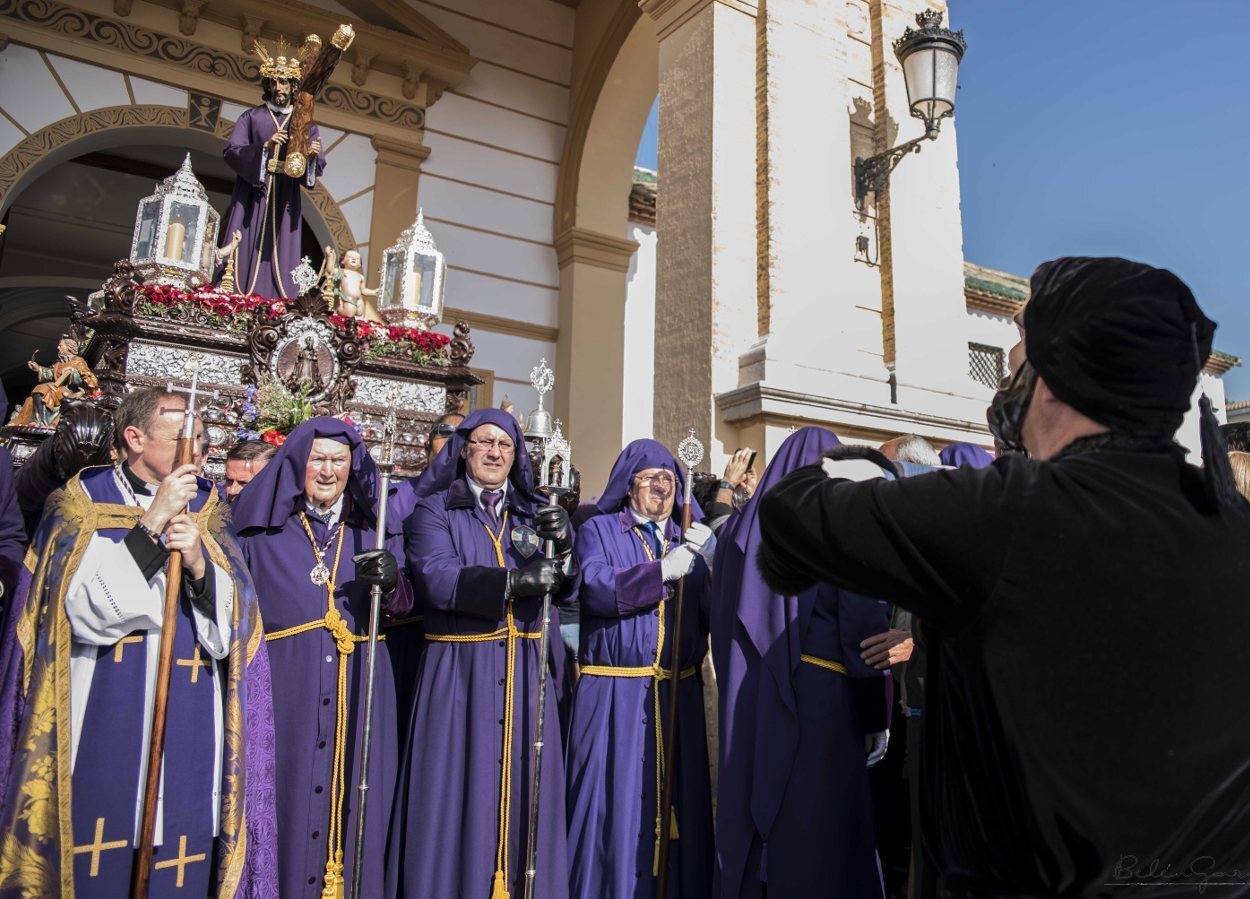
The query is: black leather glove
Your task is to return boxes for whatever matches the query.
[507,557,566,598]
[353,549,398,596]
[533,504,572,555]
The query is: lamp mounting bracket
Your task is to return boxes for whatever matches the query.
[853,126,940,212]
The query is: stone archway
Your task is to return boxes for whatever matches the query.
[0,104,354,250]
[553,6,658,488]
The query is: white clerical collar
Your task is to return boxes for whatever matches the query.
[467,476,509,509]
[305,493,345,527]
[266,102,293,116]
[629,507,669,531]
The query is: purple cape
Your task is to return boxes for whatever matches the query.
[939,442,994,469]
[566,441,713,898]
[232,417,377,532]
[236,418,407,897]
[388,406,572,899]
[412,407,538,502]
[711,427,889,898]
[594,438,701,521]
[0,466,278,897]
[216,105,324,299]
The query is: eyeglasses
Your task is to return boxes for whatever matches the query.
[466,438,515,454]
[431,423,458,437]
[634,473,676,488]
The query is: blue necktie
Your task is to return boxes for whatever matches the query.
[642,521,663,559]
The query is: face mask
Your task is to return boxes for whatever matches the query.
[987,360,1038,455]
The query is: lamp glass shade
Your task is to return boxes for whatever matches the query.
[901,42,961,127]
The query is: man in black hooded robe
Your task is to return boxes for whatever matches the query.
[758,257,1250,898]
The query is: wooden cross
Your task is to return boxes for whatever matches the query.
[112,634,144,664]
[175,645,212,685]
[73,817,128,877]
[153,834,207,888]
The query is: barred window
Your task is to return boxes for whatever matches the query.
[968,343,1006,389]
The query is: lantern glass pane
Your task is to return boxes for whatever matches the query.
[932,47,959,111]
[381,249,403,307]
[902,47,935,109]
[412,252,439,312]
[135,198,160,260]
[165,201,200,266]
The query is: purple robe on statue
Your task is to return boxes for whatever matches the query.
[566,439,713,899]
[711,427,891,899]
[388,408,574,899]
[217,104,323,299]
[234,418,408,898]
[0,465,278,897]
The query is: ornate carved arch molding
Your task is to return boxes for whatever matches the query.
[0,104,355,251]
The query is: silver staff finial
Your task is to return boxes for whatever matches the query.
[676,428,704,470]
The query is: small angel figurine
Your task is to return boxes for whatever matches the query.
[324,245,377,317]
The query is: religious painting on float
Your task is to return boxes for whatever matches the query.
[272,326,340,399]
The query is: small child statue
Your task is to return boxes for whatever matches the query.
[324,245,377,318]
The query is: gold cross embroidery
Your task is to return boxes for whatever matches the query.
[175,645,213,685]
[153,834,207,888]
[112,635,144,663]
[73,817,128,877]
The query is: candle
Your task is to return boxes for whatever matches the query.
[165,221,186,261]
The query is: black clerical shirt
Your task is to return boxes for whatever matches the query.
[759,446,1250,898]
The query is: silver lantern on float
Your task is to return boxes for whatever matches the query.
[376,210,446,329]
[130,153,220,288]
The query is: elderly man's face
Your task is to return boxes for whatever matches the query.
[304,438,351,509]
[628,467,676,523]
[461,423,513,489]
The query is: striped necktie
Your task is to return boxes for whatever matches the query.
[481,489,502,526]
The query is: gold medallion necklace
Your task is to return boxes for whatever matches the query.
[300,512,343,586]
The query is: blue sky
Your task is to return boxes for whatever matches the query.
[635,0,1250,399]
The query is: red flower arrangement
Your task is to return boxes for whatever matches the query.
[261,428,286,446]
[135,286,451,365]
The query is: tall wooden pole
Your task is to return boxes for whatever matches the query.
[655,429,703,897]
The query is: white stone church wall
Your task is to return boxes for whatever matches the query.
[413,0,572,416]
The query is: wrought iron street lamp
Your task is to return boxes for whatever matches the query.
[854,9,967,211]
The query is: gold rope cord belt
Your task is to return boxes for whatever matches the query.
[263,519,384,899]
[422,511,535,899]
[578,525,692,876]
[800,654,849,675]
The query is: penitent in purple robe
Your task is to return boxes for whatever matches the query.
[234,418,408,898]
[566,439,713,899]
[711,427,891,899]
[216,104,323,299]
[389,408,574,899]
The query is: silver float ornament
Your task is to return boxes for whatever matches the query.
[130,153,220,288]
[376,209,446,329]
[291,256,320,296]
[524,357,556,443]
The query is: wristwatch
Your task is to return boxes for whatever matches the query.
[717,480,734,491]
